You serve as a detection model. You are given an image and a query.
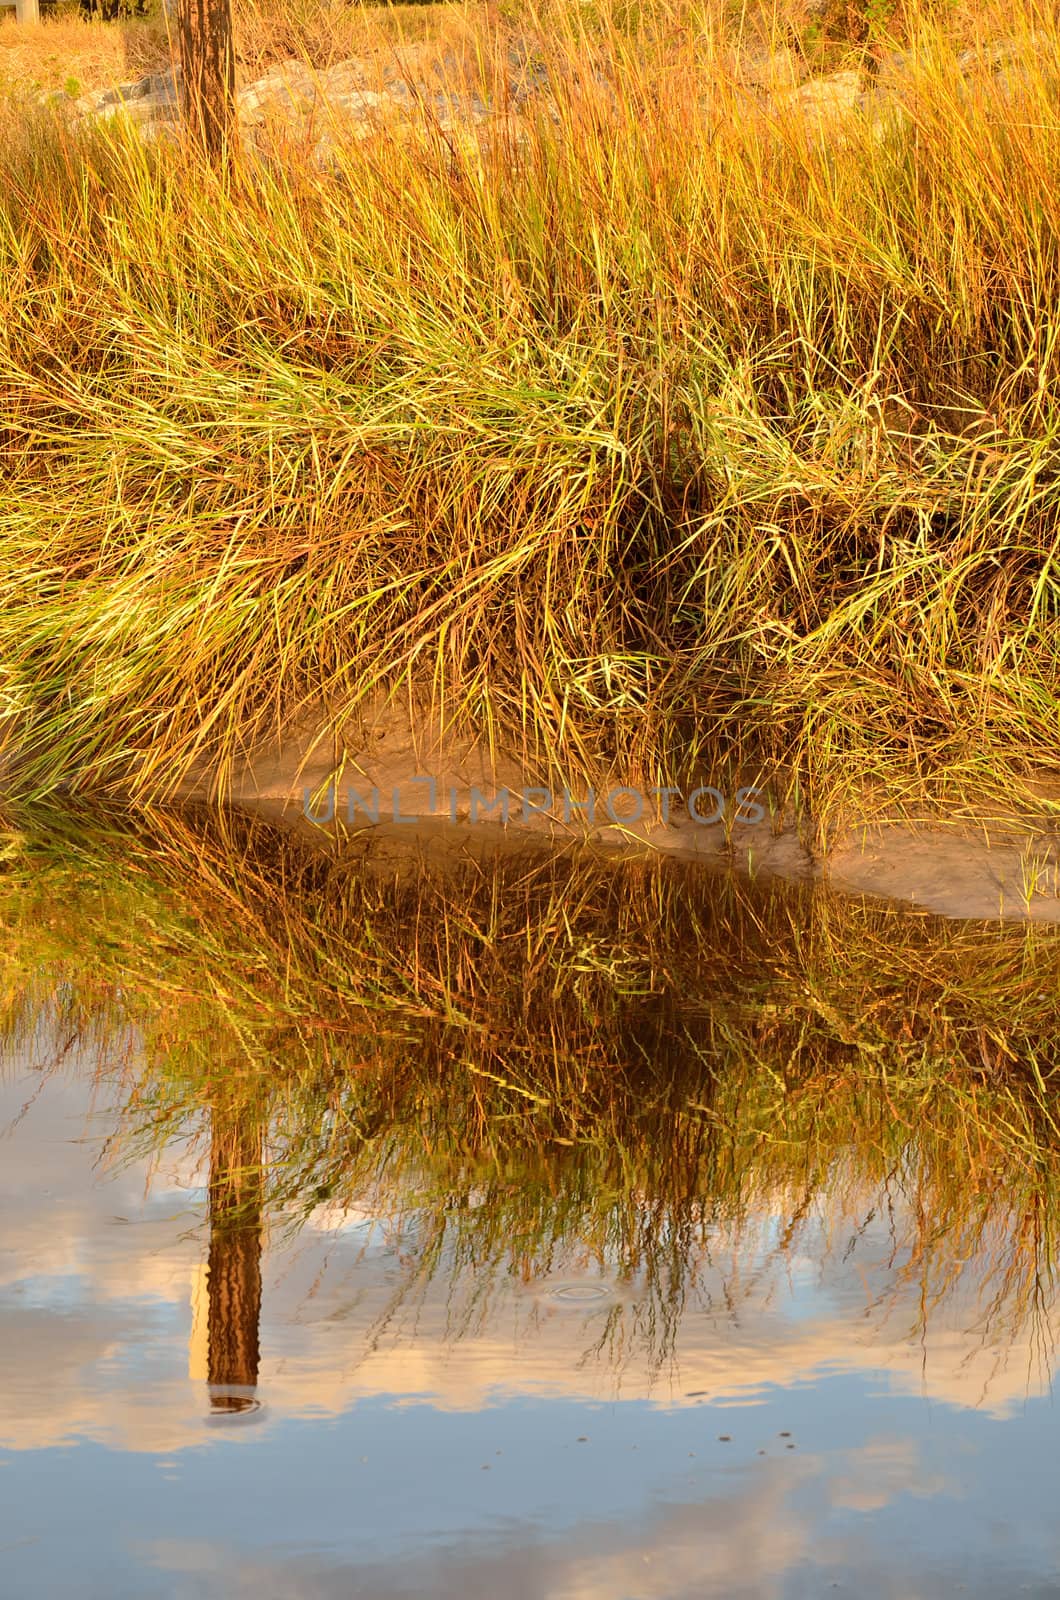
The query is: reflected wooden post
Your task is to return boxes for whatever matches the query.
[202,1098,264,1415]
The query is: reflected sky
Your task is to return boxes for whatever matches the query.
[2,1047,1060,1599]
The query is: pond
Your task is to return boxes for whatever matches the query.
[1,803,1060,1598]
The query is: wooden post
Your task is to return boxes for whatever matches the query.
[204,1101,263,1414]
[15,0,41,23]
[177,0,235,159]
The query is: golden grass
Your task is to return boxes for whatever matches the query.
[2,0,1060,829]
[0,10,168,97]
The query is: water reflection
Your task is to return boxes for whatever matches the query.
[200,1098,264,1419]
[1,802,1060,1594]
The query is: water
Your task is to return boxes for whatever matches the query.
[1,804,1060,1598]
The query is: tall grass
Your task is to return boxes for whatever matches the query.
[2,0,1060,824]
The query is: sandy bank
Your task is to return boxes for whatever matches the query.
[179,707,1060,926]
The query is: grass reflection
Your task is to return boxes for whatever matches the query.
[2,802,1060,1380]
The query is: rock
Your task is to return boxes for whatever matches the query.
[238,61,318,123]
[143,68,180,98]
[98,68,178,107]
[780,68,863,121]
[319,59,370,98]
[322,86,403,124]
[99,79,148,105]
[735,47,803,90]
[956,32,1052,74]
[507,54,552,103]
[68,66,178,122]
[248,58,318,95]
[73,88,110,116]
[97,94,179,128]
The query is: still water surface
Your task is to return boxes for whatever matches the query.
[2,807,1060,1598]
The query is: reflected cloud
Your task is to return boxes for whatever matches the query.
[132,1452,940,1600]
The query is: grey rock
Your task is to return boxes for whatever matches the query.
[734,46,802,89]
[143,68,179,97]
[74,87,111,115]
[324,87,401,120]
[99,78,151,105]
[251,58,318,93]
[319,59,370,97]
[96,94,179,126]
[238,78,317,123]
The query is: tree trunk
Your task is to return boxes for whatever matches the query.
[177,0,235,159]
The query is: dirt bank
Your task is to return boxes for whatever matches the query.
[177,706,1060,925]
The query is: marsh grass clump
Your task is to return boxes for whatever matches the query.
[2,0,1060,825]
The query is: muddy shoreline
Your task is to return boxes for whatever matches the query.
[172,710,1060,925]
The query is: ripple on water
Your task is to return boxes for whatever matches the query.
[204,1388,266,1425]
[527,1279,626,1310]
